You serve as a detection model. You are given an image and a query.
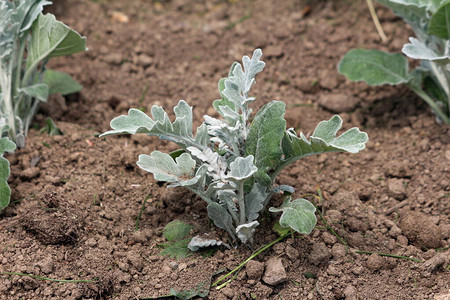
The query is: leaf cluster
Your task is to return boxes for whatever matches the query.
[0,0,87,210]
[102,49,368,246]
[339,0,450,124]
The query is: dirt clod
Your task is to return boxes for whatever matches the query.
[309,242,331,265]
[246,260,264,281]
[399,211,442,249]
[387,178,407,200]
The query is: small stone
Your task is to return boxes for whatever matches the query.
[343,285,358,300]
[387,178,407,200]
[309,242,331,265]
[35,258,54,274]
[399,211,442,249]
[246,260,264,281]
[366,253,385,271]
[262,257,288,286]
[318,93,359,113]
[285,245,299,261]
[85,237,97,247]
[103,53,123,65]
[264,45,283,57]
[331,243,347,259]
[20,167,40,180]
[168,262,178,270]
[322,232,337,245]
[221,287,234,298]
[136,54,153,67]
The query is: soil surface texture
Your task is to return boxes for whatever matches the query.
[0,0,449,299]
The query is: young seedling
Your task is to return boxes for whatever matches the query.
[339,0,450,124]
[102,49,368,247]
[0,0,87,210]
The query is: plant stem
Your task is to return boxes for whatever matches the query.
[238,181,246,224]
[409,84,450,124]
[355,251,423,263]
[211,230,292,288]
[366,0,387,42]
[0,272,95,283]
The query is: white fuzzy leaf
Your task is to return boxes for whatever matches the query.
[236,221,259,244]
[226,155,257,181]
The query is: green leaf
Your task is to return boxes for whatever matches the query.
[43,69,82,95]
[245,100,286,185]
[402,37,450,63]
[338,49,410,86]
[158,239,193,260]
[269,197,317,234]
[18,83,49,102]
[428,0,450,39]
[281,115,368,166]
[0,137,16,210]
[424,76,449,109]
[163,220,193,242]
[272,220,291,236]
[170,282,210,299]
[137,151,199,186]
[42,118,63,136]
[27,13,87,72]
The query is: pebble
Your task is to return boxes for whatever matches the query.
[221,287,234,298]
[20,167,40,180]
[331,243,347,259]
[318,93,359,113]
[136,54,153,67]
[387,178,407,200]
[168,262,178,270]
[262,257,288,285]
[285,245,299,261]
[103,53,123,65]
[309,242,331,265]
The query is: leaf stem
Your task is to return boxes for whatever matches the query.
[408,84,450,124]
[211,230,292,288]
[355,251,423,263]
[238,181,246,225]
[0,272,95,283]
[366,0,387,42]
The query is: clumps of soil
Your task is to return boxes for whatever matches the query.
[20,192,85,245]
[399,210,443,249]
[78,275,115,299]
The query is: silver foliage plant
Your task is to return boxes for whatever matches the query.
[339,0,450,124]
[102,49,369,247]
[0,0,87,210]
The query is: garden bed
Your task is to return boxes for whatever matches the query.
[0,0,448,299]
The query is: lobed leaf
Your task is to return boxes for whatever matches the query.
[281,115,368,166]
[338,49,410,86]
[402,37,450,63]
[236,221,259,244]
[188,235,231,251]
[207,202,236,241]
[158,239,193,260]
[137,151,199,186]
[245,101,286,185]
[269,197,317,234]
[225,155,257,181]
[101,101,208,150]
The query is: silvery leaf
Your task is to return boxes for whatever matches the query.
[137,151,198,186]
[225,155,257,181]
[269,197,317,234]
[188,235,231,251]
[402,37,450,63]
[281,115,369,165]
[273,185,295,195]
[236,221,259,244]
[245,183,268,222]
[207,202,236,241]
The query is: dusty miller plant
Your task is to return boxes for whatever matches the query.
[339,0,450,124]
[0,0,87,210]
[102,49,369,247]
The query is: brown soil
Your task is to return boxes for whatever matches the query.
[1,0,449,299]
